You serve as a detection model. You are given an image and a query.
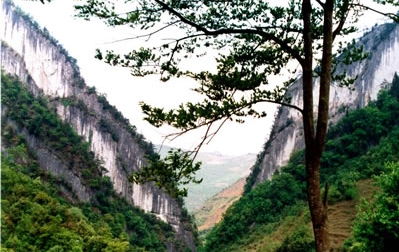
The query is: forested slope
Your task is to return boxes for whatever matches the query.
[1,73,193,251]
[203,74,399,251]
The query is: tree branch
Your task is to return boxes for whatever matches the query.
[153,0,304,65]
[192,116,231,160]
[315,0,325,8]
[333,0,350,40]
[323,182,329,207]
[158,92,303,160]
[162,117,223,161]
[104,20,180,43]
[350,3,399,21]
[257,99,303,114]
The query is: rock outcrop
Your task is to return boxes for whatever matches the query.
[1,1,195,250]
[251,22,399,186]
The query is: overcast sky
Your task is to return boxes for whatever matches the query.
[12,0,394,155]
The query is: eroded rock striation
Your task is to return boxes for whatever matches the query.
[1,1,195,250]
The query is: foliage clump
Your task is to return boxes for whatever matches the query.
[276,225,315,252]
[130,149,203,198]
[348,161,399,252]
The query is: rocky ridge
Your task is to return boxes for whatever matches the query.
[250,22,399,186]
[1,1,195,250]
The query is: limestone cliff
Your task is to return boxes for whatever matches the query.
[1,1,195,250]
[250,22,399,187]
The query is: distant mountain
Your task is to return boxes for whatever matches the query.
[157,145,256,211]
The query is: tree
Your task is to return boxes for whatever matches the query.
[390,72,399,99]
[129,149,203,198]
[74,1,399,251]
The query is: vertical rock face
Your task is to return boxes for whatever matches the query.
[252,22,399,186]
[1,1,195,250]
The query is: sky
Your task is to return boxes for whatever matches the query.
[11,0,394,155]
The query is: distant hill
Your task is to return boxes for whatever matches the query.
[193,177,246,232]
[156,145,256,211]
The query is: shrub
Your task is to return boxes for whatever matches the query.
[351,162,399,252]
[276,225,315,252]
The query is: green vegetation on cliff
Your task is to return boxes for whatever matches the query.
[1,72,180,251]
[204,73,399,251]
[1,145,178,251]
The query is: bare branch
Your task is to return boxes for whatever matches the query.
[162,120,215,161]
[204,116,231,145]
[157,94,303,161]
[162,114,232,161]
[192,121,214,160]
[104,21,180,44]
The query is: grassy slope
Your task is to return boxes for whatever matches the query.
[328,179,377,250]
[194,177,246,232]
[226,179,378,252]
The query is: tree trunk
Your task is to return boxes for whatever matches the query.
[301,0,333,251]
[306,148,330,252]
